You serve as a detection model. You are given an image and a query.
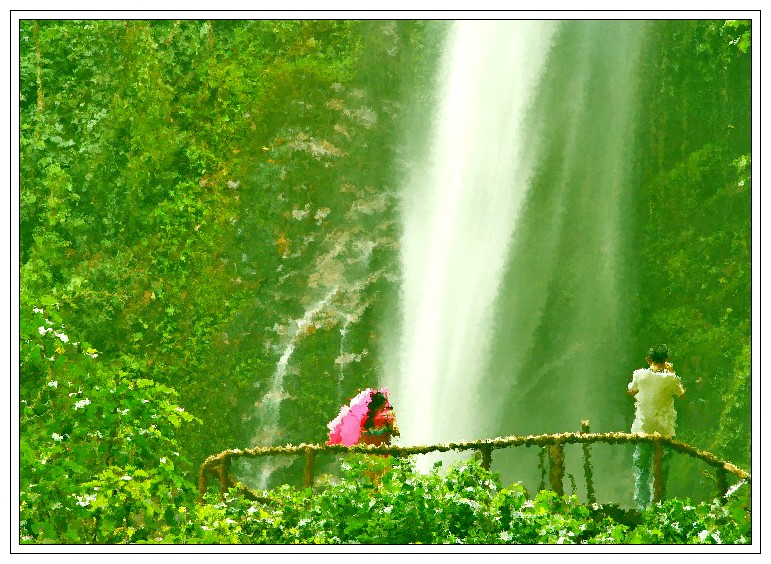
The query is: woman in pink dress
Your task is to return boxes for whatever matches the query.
[359,391,398,446]
[358,390,398,485]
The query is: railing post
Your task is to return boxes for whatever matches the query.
[479,444,493,471]
[549,443,565,496]
[581,420,596,504]
[219,455,231,501]
[716,466,728,504]
[303,447,316,489]
[652,439,664,503]
[538,446,547,491]
[197,463,210,503]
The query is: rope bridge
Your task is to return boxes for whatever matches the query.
[198,421,750,505]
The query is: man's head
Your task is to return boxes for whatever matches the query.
[647,344,670,364]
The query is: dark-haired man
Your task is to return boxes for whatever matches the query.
[627,344,685,509]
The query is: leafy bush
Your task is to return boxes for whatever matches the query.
[626,486,751,544]
[183,457,750,545]
[19,302,200,543]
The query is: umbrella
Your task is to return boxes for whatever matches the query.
[327,388,390,446]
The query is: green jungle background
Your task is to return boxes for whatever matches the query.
[18,19,751,544]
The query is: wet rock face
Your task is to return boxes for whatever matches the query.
[233,56,407,489]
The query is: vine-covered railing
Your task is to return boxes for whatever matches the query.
[198,420,750,505]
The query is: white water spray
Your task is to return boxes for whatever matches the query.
[250,287,340,488]
[387,22,557,460]
[336,318,351,397]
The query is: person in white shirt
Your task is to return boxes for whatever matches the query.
[627,344,685,509]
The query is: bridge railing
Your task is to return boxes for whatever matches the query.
[198,422,750,505]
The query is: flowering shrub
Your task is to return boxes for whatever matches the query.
[19,303,200,543]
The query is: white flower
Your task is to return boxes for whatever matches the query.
[175,407,185,413]
[74,398,91,410]
[160,457,168,464]
[117,408,129,415]
[38,326,48,335]
[54,332,69,343]
[75,493,96,507]
[121,475,132,481]
[47,381,58,388]
[52,433,63,442]
[33,307,44,314]
[698,529,711,542]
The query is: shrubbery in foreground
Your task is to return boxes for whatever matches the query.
[184,456,750,545]
[25,454,747,545]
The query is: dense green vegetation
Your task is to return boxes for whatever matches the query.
[632,20,751,476]
[19,18,432,478]
[18,19,751,544]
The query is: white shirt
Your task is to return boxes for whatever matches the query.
[628,368,685,437]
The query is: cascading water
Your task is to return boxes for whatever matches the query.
[336,318,353,398]
[246,287,340,489]
[240,264,384,490]
[386,21,559,463]
[386,19,645,502]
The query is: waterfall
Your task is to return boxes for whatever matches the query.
[247,286,340,489]
[386,20,644,492]
[386,21,558,461]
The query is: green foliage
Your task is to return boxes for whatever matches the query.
[18,18,434,543]
[626,489,751,544]
[19,302,200,543]
[633,20,751,471]
[180,458,749,545]
[721,20,751,54]
[19,19,420,474]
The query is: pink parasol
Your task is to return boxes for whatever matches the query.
[327,388,390,446]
